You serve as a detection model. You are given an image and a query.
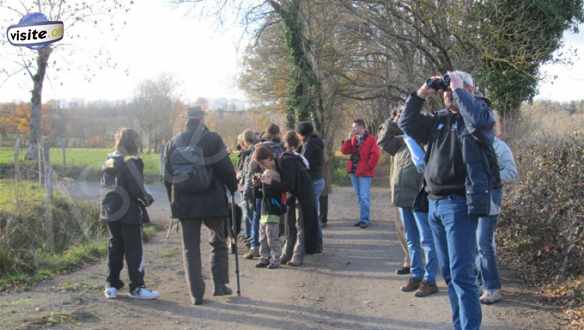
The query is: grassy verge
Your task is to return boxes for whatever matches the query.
[0,240,106,291]
[0,179,162,291]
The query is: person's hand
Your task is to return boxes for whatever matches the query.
[142,193,154,207]
[261,172,272,184]
[448,71,464,91]
[417,76,440,98]
[392,110,401,124]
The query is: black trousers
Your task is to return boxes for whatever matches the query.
[320,194,328,225]
[180,218,229,301]
[106,221,145,292]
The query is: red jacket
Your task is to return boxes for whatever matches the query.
[340,134,381,177]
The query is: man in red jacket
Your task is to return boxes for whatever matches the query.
[340,119,381,229]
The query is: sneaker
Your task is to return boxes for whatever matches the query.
[267,262,280,269]
[400,278,422,292]
[213,285,233,296]
[415,281,439,297]
[244,249,259,259]
[104,287,117,299]
[128,287,160,300]
[359,222,369,229]
[396,266,411,275]
[480,289,503,305]
[287,258,303,267]
[353,221,362,227]
[256,260,270,268]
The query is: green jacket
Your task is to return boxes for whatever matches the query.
[389,144,423,209]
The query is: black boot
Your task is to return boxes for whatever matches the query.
[213,284,233,296]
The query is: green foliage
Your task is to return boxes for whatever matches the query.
[475,0,584,115]
[281,0,320,129]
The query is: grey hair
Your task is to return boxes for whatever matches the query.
[451,70,474,88]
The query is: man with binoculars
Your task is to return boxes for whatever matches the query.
[399,71,500,330]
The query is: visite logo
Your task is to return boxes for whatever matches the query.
[6,12,64,49]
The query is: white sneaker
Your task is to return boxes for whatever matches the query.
[128,287,160,300]
[104,287,118,299]
[480,289,502,305]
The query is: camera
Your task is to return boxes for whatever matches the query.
[426,74,451,91]
[252,173,262,186]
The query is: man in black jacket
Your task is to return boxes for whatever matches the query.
[399,71,498,330]
[162,106,237,306]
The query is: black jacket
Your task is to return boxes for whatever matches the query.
[398,90,500,215]
[100,153,149,224]
[301,134,324,181]
[276,152,322,254]
[163,126,237,220]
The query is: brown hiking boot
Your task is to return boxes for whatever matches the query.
[400,277,422,292]
[243,248,259,260]
[415,281,439,297]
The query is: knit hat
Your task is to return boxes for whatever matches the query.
[297,121,314,136]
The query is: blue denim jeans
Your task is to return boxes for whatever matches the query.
[399,208,437,284]
[428,195,481,330]
[250,198,262,249]
[350,175,372,224]
[240,199,254,239]
[313,178,326,238]
[476,215,501,290]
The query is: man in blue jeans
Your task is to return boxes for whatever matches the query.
[399,71,500,330]
[340,119,380,229]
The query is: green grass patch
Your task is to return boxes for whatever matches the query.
[143,223,162,243]
[0,179,165,291]
[0,240,106,291]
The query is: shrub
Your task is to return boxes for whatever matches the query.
[0,180,104,280]
[498,133,584,283]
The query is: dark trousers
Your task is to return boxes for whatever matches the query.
[180,218,229,300]
[320,194,328,225]
[106,221,145,292]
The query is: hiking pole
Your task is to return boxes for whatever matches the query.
[230,191,242,296]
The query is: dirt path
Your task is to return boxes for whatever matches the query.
[0,185,564,329]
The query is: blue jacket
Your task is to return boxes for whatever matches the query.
[398,89,500,216]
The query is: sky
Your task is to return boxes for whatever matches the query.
[0,1,583,103]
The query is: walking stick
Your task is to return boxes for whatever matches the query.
[230,191,242,296]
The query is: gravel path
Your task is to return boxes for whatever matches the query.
[0,184,563,329]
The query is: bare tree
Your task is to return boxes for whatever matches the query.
[0,0,133,160]
[132,74,180,152]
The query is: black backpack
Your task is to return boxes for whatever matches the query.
[165,129,213,193]
[100,154,130,222]
[377,118,404,156]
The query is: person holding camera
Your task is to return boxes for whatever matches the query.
[101,128,159,300]
[399,71,499,330]
[340,119,380,229]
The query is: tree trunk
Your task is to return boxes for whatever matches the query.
[26,46,53,161]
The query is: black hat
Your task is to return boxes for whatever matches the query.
[187,106,205,119]
[297,121,314,136]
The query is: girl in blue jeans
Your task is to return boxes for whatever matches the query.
[476,136,518,304]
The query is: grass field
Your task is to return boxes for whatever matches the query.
[1,147,241,180]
